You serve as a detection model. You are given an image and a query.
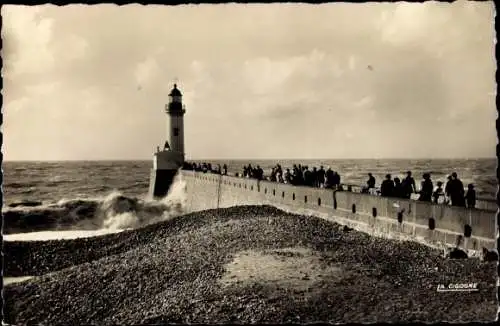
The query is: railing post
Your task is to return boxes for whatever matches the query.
[217,173,222,209]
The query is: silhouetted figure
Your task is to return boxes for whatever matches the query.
[418,173,433,202]
[332,171,341,189]
[276,165,284,183]
[449,172,465,207]
[223,164,228,175]
[465,183,476,209]
[291,166,297,185]
[393,177,404,198]
[482,247,499,262]
[448,247,468,259]
[294,166,304,185]
[164,141,171,151]
[257,165,264,180]
[318,166,326,188]
[304,167,313,187]
[312,167,319,187]
[284,168,292,184]
[324,167,334,189]
[380,174,394,197]
[270,167,277,182]
[343,225,353,232]
[401,171,416,199]
[444,175,452,203]
[433,181,444,204]
[444,174,453,204]
[363,173,376,193]
[247,164,253,178]
[446,235,468,259]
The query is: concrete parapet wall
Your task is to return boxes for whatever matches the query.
[180,171,497,251]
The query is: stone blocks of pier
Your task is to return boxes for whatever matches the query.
[180,171,497,251]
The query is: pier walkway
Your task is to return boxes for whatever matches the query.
[181,163,497,212]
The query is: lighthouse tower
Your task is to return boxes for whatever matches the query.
[148,83,187,198]
[165,84,186,156]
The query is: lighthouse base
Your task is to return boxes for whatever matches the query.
[148,168,179,199]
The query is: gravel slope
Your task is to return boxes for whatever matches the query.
[3,205,498,324]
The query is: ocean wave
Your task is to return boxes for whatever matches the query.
[18,187,38,195]
[4,182,39,189]
[3,173,188,235]
[44,180,77,187]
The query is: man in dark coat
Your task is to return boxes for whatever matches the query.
[401,171,416,199]
[380,174,395,197]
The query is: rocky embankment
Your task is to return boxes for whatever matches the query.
[3,205,498,324]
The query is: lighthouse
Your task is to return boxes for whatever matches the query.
[148,83,187,198]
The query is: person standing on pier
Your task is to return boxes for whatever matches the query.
[276,165,284,183]
[318,166,326,188]
[433,181,444,204]
[256,165,264,180]
[401,171,416,199]
[332,171,341,189]
[465,184,476,209]
[418,173,433,202]
[449,172,466,207]
[284,168,291,184]
[363,173,376,193]
[270,168,277,182]
[393,177,404,198]
[295,166,304,185]
[380,174,395,197]
[312,167,319,187]
[291,166,298,185]
[324,167,334,189]
[444,175,453,204]
[304,167,313,186]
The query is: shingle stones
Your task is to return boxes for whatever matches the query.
[3,205,497,324]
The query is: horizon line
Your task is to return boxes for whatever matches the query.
[2,157,497,163]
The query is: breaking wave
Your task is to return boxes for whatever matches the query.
[3,172,188,235]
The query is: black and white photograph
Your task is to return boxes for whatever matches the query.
[1,1,498,324]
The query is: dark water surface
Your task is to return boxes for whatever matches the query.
[2,158,496,207]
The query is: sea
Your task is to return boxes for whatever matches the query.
[1,158,497,284]
[1,158,497,241]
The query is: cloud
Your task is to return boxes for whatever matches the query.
[135,56,161,87]
[1,2,496,160]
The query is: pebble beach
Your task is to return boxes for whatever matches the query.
[3,205,498,324]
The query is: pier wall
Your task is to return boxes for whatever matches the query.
[181,171,497,251]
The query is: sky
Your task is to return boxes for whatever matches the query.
[1,1,497,161]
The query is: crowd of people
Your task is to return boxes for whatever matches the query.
[372,171,476,208]
[182,162,477,208]
[183,162,228,175]
[241,164,343,189]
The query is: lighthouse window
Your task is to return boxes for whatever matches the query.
[173,128,179,136]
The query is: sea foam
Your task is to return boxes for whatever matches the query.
[3,170,188,241]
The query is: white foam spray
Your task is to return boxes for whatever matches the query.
[101,170,187,230]
[5,170,188,242]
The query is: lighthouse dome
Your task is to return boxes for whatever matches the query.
[169,84,182,97]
